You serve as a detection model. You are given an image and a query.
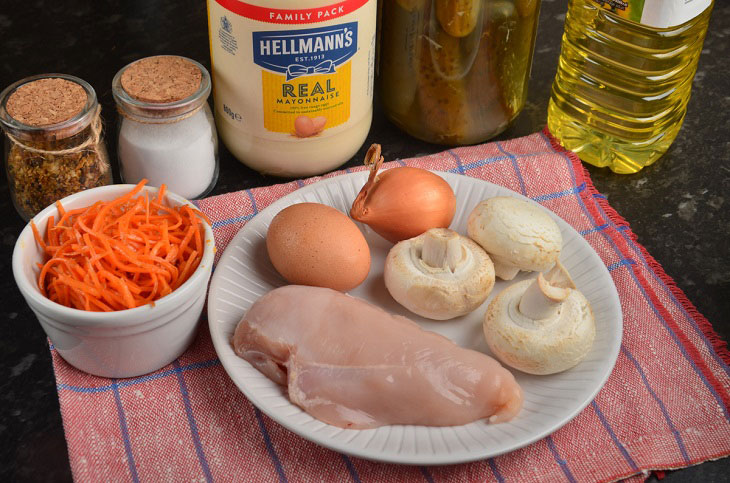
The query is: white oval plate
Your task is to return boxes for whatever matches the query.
[207,172,622,465]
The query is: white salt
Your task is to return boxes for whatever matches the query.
[118,108,217,199]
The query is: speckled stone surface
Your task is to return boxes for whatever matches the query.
[0,1,727,481]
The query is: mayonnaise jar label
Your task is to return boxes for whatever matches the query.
[253,23,357,133]
[208,0,375,140]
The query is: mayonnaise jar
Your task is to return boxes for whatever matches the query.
[207,0,376,177]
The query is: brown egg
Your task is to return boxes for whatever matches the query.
[266,202,371,291]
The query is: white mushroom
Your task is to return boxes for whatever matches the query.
[467,196,562,280]
[384,228,495,320]
[483,262,595,375]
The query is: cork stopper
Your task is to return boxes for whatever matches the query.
[6,78,88,127]
[121,56,202,104]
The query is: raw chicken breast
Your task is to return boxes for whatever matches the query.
[232,285,522,429]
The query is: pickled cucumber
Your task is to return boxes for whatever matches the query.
[487,0,538,115]
[379,0,424,117]
[515,0,538,18]
[436,0,481,37]
[465,20,510,143]
[378,0,540,145]
[416,23,471,143]
[396,0,425,11]
[427,21,472,80]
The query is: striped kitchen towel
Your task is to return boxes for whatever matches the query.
[51,129,730,482]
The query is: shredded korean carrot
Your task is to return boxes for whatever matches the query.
[31,180,209,312]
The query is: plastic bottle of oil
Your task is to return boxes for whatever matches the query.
[547,0,714,174]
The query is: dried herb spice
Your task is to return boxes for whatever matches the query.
[6,126,111,218]
[1,75,111,220]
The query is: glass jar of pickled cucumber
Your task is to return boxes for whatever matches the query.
[378,0,541,145]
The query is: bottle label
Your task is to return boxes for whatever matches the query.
[593,0,711,28]
[208,0,375,140]
[253,24,357,133]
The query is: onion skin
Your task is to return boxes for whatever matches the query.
[350,144,456,243]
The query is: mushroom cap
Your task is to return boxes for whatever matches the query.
[467,197,562,278]
[483,280,595,375]
[384,229,495,320]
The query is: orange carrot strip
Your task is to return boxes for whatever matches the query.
[120,277,143,296]
[31,221,47,253]
[177,226,196,260]
[194,225,203,256]
[87,296,113,312]
[161,219,169,251]
[38,258,74,294]
[56,206,89,229]
[92,180,147,232]
[174,250,199,290]
[32,180,203,311]
[192,207,211,226]
[46,215,56,245]
[56,274,102,298]
[97,271,136,309]
[157,184,167,203]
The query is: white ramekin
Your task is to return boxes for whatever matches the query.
[12,184,215,378]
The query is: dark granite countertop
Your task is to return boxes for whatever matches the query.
[1,1,728,481]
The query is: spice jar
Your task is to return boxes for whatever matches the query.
[378,0,541,145]
[0,74,112,220]
[112,55,218,200]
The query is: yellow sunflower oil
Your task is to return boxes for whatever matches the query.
[547,0,714,173]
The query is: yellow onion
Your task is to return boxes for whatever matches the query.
[350,144,456,243]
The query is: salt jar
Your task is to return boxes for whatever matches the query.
[0,74,112,220]
[112,55,218,200]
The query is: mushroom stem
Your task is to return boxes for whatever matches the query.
[421,229,463,271]
[491,256,520,280]
[545,261,576,290]
[518,262,575,320]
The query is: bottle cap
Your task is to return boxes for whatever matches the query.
[6,77,88,127]
[121,56,202,104]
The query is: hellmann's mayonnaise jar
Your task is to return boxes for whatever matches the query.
[207,0,376,177]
